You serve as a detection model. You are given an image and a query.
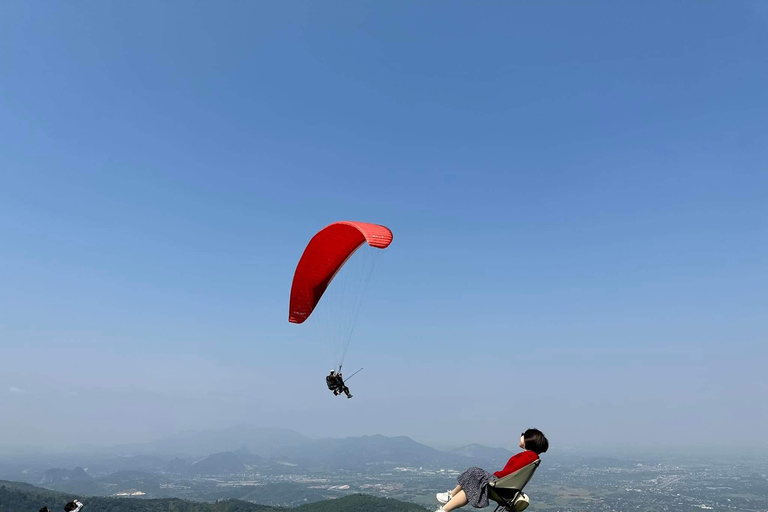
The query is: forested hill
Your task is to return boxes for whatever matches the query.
[0,481,427,512]
[293,495,426,512]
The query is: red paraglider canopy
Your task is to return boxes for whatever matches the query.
[289,221,393,324]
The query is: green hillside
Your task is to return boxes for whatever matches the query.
[295,494,428,512]
[0,481,427,512]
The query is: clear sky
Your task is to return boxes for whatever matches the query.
[1,2,767,452]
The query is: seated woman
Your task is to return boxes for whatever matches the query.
[434,428,548,512]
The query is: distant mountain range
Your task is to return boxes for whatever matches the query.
[188,451,246,475]
[109,425,512,471]
[116,426,310,459]
[450,444,515,466]
[0,426,521,504]
[264,434,469,470]
[39,467,91,485]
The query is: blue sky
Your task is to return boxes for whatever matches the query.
[1,2,767,451]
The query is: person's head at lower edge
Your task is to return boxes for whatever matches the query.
[519,428,549,454]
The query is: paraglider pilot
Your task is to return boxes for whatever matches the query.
[326,370,352,399]
[65,500,84,512]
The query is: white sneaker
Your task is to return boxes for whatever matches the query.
[436,491,452,504]
[433,508,445,512]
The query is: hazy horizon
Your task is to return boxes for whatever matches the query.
[2,2,767,454]
[2,422,767,462]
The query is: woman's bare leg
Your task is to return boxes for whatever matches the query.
[442,490,468,512]
[450,485,462,497]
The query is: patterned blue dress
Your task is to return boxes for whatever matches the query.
[457,467,498,508]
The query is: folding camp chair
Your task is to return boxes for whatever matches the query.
[487,459,540,512]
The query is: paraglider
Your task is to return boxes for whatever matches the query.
[289,221,392,324]
[289,221,392,391]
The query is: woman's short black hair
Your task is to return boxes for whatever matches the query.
[522,428,549,454]
[40,507,50,512]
